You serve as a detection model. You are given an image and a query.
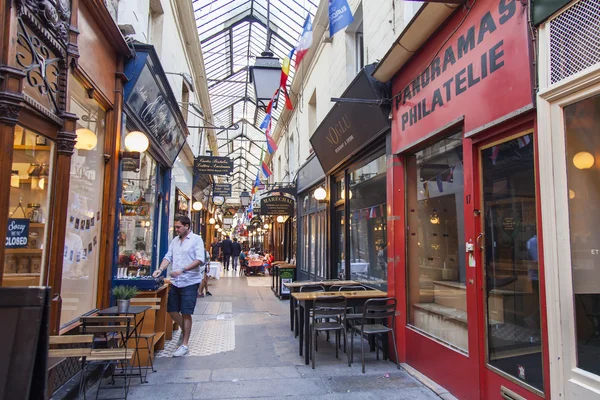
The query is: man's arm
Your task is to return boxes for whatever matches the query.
[152,240,173,278]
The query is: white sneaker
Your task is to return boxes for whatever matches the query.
[173,345,189,357]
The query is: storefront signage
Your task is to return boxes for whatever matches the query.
[260,196,295,216]
[193,156,234,175]
[213,183,232,197]
[391,0,533,152]
[5,218,30,249]
[310,64,390,174]
[124,48,188,166]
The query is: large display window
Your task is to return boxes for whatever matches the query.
[564,94,600,377]
[3,126,54,287]
[348,155,387,290]
[298,186,326,280]
[116,152,158,278]
[60,78,107,325]
[406,132,467,351]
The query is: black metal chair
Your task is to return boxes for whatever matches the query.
[295,285,325,338]
[340,286,368,331]
[310,296,350,369]
[350,298,400,373]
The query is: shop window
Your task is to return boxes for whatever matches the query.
[3,126,54,287]
[480,132,542,390]
[565,94,600,376]
[349,154,387,290]
[355,30,364,74]
[335,208,345,279]
[60,78,107,326]
[406,133,467,351]
[117,152,157,279]
[308,90,317,135]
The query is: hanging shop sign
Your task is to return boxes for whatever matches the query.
[123,44,188,166]
[310,64,390,174]
[213,183,232,197]
[391,0,533,152]
[194,156,234,175]
[261,195,295,216]
[5,218,30,249]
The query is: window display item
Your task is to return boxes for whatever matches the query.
[27,204,42,223]
[4,256,17,274]
[17,257,30,273]
[31,257,42,273]
[10,171,19,188]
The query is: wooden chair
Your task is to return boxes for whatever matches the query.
[48,335,93,399]
[80,315,136,400]
[350,298,400,373]
[130,297,161,373]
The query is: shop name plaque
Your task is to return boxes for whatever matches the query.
[194,156,234,175]
[213,183,232,197]
[5,218,29,248]
[260,196,295,216]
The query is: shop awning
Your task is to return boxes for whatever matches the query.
[372,2,462,82]
[309,64,391,175]
[532,0,572,25]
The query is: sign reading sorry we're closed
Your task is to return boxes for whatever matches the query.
[5,218,29,248]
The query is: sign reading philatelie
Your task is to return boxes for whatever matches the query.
[194,156,234,175]
[260,196,295,216]
[5,218,30,249]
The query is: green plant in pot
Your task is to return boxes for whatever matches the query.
[112,285,139,313]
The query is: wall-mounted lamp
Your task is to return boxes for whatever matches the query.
[276,215,284,223]
[75,128,98,150]
[192,201,203,211]
[263,223,269,230]
[214,224,220,230]
[124,131,149,153]
[573,151,595,170]
[313,187,327,202]
[209,217,216,225]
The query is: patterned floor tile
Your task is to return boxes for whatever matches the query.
[246,277,272,287]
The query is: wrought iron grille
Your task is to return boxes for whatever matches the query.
[549,0,600,84]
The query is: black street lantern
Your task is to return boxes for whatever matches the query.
[240,191,251,207]
[249,51,281,109]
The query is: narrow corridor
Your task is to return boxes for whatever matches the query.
[89,271,449,399]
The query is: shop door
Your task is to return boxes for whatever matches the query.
[477,131,545,399]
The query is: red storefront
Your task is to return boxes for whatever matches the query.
[376,0,550,398]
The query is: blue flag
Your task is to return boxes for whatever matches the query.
[329,0,354,37]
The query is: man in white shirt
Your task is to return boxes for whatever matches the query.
[153,216,205,357]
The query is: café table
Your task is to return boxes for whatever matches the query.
[284,280,359,332]
[293,289,388,365]
[97,305,150,382]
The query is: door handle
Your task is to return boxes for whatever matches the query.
[476,233,484,250]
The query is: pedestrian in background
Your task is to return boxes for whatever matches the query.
[210,238,221,261]
[153,216,205,357]
[221,235,233,271]
[231,237,242,271]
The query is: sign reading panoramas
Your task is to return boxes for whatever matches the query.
[260,196,294,216]
[194,156,234,175]
[392,0,533,151]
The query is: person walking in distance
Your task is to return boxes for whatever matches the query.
[221,235,233,271]
[231,237,242,271]
[153,216,205,357]
[210,239,221,261]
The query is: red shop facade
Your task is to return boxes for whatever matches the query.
[376,0,550,398]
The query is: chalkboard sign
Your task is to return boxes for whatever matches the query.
[213,183,232,197]
[194,156,234,175]
[6,218,30,248]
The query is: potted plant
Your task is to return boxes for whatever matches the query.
[112,285,139,313]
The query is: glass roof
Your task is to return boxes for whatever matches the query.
[194,0,318,198]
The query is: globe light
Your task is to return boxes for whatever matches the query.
[569,189,576,199]
[276,215,284,223]
[573,151,595,170]
[214,224,220,229]
[124,131,149,153]
[263,223,269,229]
[209,217,216,224]
[192,201,203,211]
[75,128,98,150]
[314,187,327,201]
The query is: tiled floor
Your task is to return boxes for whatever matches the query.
[86,268,448,399]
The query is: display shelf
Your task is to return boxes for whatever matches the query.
[13,145,51,151]
[5,248,43,255]
[30,223,45,228]
[4,273,41,277]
